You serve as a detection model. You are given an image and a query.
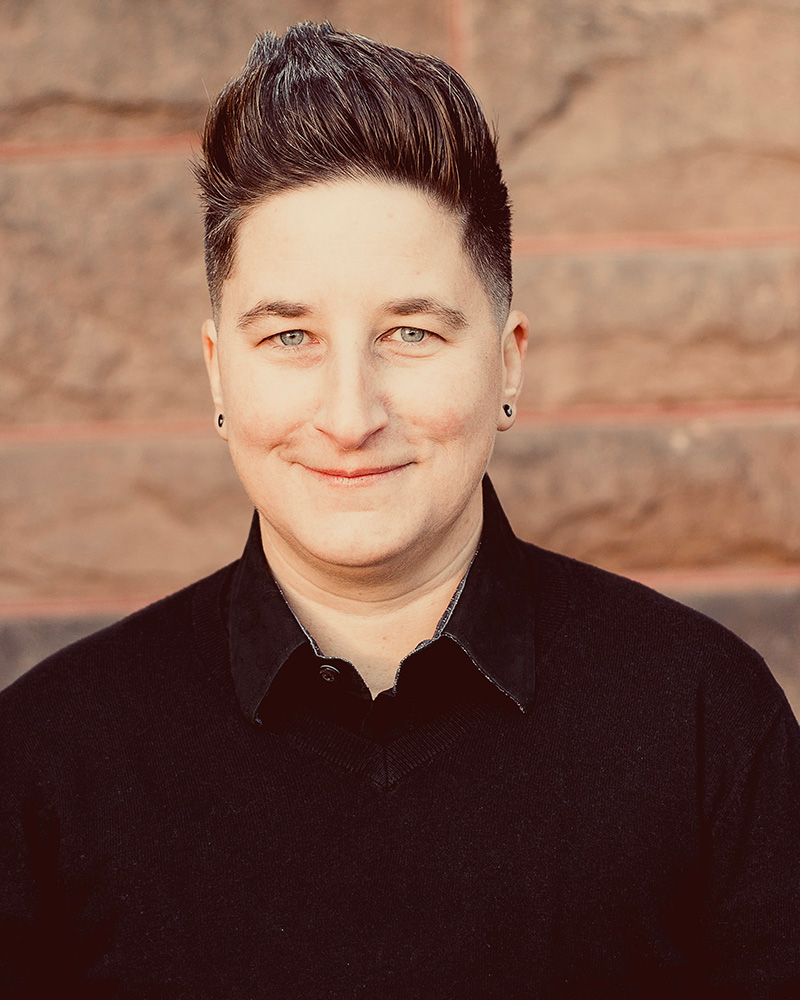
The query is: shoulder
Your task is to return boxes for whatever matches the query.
[522,540,789,730]
[525,539,767,662]
[0,563,235,741]
[520,543,800,823]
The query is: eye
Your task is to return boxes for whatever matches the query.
[276,330,306,347]
[394,327,428,343]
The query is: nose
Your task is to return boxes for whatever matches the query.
[311,344,388,450]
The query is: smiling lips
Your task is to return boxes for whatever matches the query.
[304,463,410,483]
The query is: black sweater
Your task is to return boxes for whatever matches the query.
[1,483,799,998]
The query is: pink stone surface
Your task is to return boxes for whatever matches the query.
[0,0,449,142]
[490,412,800,571]
[514,246,800,409]
[471,3,800,233]
[0,435,250,602]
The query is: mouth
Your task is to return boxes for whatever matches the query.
[303,463,411,484]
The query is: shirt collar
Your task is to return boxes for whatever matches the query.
[227,475,536,723]
[440,477,536,710]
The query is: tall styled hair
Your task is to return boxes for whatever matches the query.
[194,22,512,321]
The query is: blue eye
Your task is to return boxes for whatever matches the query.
[278,330,305,346]
[398,328,426,343]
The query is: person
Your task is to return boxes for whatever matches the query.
[1,21,798,998]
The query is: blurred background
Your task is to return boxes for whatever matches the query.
[1,0,798,714]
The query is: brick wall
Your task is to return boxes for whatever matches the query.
[2,1,799,713]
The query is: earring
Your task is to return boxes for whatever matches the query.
[217,413,224,427]
[503,404,513,417]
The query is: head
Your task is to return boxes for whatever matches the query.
[194,21,512,326]
[195,24,528,584]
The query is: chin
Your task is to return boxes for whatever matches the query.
[296,519,416,570]
[305,536,406,570]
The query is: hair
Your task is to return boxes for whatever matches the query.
[194,22,512,323]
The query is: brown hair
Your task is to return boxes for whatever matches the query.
[194,22,512,321]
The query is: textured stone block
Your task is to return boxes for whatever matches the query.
[489,413,800,571]
[0,155,212,424]
[513,246,800,409]
[0,434,252,602]
[0,0,449,142]
[472,3,800,232]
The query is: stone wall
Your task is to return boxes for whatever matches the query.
[2,0,799,712]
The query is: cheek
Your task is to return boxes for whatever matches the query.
[221,359,310,446]
[430,398,494,439]
[400,355,502,441]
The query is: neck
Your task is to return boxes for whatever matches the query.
[258,507,483,696]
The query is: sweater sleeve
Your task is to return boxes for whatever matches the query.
[702,697,800,996]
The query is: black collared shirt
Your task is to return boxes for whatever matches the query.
[226,477,539,760]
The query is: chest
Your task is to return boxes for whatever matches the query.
[55,713,700,997]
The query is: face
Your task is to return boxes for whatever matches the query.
[204,178,527,578]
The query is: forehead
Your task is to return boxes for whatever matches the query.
[221,179,494,324]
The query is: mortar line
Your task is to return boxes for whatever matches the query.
[3,565,800,621]
[510,400,800,428]
[0,420,212,445]
[513,228,800,256]
[631,566,800,592]
[0,133,199,162]
[0,595,169,619]
[5,400,797,448]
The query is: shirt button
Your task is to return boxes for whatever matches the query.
[319,664,340,683]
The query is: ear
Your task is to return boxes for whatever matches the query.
[202,318,227,440]
[498,309,529,430]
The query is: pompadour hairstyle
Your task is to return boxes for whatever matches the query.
[194,22,512,322]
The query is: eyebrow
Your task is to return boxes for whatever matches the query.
[237,300,310,329]
[236,296,469,332]
[383,298,468,332]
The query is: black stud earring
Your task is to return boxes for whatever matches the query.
[503,404,513,417]
[217,413,224,427]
